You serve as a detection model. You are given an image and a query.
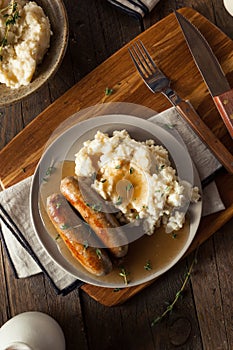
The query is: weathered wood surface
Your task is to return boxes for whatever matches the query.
[1,8,233,188]
[0,5,233,307]
[0,1,233,349]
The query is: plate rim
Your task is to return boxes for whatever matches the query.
[30,113,202,288]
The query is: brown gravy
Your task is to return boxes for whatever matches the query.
[39,161,189,286]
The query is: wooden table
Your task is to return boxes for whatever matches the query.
[0,1,233,349]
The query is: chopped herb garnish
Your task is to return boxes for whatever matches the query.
[56,202,62,209]
[0,1,20,61]
[135,214,140,220]
[164,123,175,129]
[83,241,89,250]
[60,224,69,230]
[91,203,102,212]
[105,87,114,95]
[115,164,121,169]
[85,202,102,212]
[126,183,133,192]
[43,162,55,181]
[144,260,152,271]
[101,179,107,183]
[46,166,55,176]
[115,196,123,206]
[119,267,129,285]
[172,233,178,239]
[96,248,102,259]
[129,167,134,174]
[55,234,60,241]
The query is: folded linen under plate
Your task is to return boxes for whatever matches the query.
[107,0,160,19]
[0,107,225,295]
[0,176,83,295]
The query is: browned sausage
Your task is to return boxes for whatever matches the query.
[46,193,113,276]
[60,176,128,258]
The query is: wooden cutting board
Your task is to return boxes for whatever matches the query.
[0,8,233,306]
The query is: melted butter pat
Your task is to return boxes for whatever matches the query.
[98,160,148,208]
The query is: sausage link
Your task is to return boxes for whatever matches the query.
[60,176,128,258]
[46,193,113,276]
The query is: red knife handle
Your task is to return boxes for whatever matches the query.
[213,89,233,138]
[175,100,233,174]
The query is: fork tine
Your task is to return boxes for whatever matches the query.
[137,40,158,71]
[132,42,153,76]
[128,40,158,79]
[129,44,152,78]
[128,46,145,78]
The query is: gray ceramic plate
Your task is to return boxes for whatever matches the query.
[0,0,68,106]
[30,114,202,288]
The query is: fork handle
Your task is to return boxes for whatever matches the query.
[175,100,233,174]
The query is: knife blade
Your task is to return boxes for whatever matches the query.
[175,11,233,138]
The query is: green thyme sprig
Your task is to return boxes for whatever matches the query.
[43,161,55,182]
[96,248,102,259]
[119,267,130,285]
[0,1,20,61]
[151,248,199,326]
[105,87,114,96]
[144,260,152,271]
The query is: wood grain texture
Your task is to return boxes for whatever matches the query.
[0,8,233,308]
[0,9,233,188]
[0,2,233,349]
[81,169,233,306]
[189,226,232,350]
[213,90,233,138]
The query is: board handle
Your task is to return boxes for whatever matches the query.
[213,89,233,139]
[175,100,233,174]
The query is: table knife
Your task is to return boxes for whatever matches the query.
[175,11,233,138]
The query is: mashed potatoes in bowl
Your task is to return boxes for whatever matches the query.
[0,0,51,89]
[0,0,68,105]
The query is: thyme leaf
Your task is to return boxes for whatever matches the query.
[151,248,199,326]
[129,167,134,174]
[60,224,69,230]
[0,1,20,61]
[119,267,129,285]
[105,87,114,96]
[96,248,102,259]
[144,260,152,271]
[115,196,123,206]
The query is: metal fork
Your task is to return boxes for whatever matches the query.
[128,40,233,174]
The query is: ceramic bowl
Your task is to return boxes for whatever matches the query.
[223,0,233,16]
[0,0,69,107]
[0,311,66,350]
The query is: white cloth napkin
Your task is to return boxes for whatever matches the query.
[0,177,83,295]
[0,107,225,295]
[107,0,160,19]
[149,107,225,216]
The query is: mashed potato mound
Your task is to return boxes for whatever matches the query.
[75,130,200,234]
[0,0,51,88]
